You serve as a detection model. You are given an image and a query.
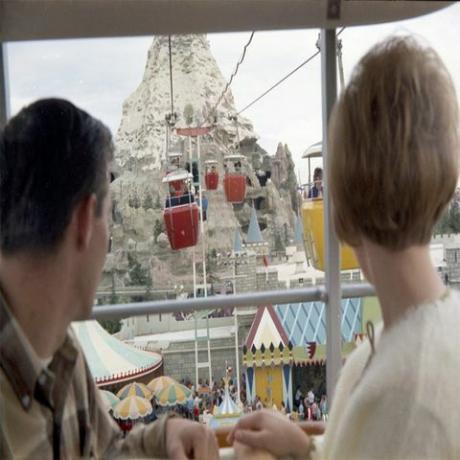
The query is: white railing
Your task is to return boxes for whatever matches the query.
[91,283,374,320]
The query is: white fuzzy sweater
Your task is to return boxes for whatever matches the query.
[317,289,460,460]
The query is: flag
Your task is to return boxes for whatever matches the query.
[263,255,270,267]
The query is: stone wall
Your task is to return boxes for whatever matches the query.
[161,315,254,384]
[162,336,242,383]
[446,247,460,283]
[256,267,285,291]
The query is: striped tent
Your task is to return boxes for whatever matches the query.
[113,395,153,421]
[156,383,192,407]
[72,320,162,386]
[215,390,240,416]
[116,382,152,400]
[99,390,120,411]
[209,385,242,429]
[147,376,177,394]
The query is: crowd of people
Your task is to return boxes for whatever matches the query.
[163,377,329,425]
[292,387,328,422]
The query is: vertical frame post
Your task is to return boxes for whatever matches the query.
[233,257,241,402]
[0,42,10,128]
[320,28,342,404]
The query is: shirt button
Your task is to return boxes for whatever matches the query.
[38,374,46,385]
[21,395,30,409]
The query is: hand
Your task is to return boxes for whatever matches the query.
[165,418,219,459]
[227,410,311,459]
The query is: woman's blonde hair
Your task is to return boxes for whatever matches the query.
[329,36,459,250]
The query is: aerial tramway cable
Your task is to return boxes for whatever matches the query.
[237,28,345,115]
[204,31,255,125]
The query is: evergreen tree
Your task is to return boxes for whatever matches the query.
[154,194,161,209]
[184,104,195,126]
[127,252,151,286]
[434,190,460,235]
[153,219,164,242]
[143,193,154,210]
[449,199,460,233]
[98,271,122,334]
[98,319,122,334]
[129,193,141,209]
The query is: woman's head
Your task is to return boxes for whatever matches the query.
[313,167,323,181]
[329,36,459,251]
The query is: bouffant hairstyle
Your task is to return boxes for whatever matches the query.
[329,36,459,250]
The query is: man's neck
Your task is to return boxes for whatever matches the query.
[365,242,446,330]
[0,253,75,359]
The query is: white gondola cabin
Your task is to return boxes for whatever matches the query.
[166,150,183,174]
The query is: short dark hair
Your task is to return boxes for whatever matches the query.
[0,98,114,254]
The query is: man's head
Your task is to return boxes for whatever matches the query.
[329,36,459,251]
[0,98,114,317]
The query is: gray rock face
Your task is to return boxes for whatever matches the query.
[103,35,299,291]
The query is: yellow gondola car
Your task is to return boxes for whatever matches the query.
[301,142,359,271]
[302,198,359,271]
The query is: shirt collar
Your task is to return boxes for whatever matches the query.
[0,289,78,411]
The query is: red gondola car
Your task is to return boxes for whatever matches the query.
[223,154,246,203]
[162,169,200,250]
[163,203,200,249]
[204,159,219,190]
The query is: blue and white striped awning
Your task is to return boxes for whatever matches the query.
[72,320,162,385]
[274,298,362,345]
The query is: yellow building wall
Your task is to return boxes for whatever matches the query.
[255,366,283,408]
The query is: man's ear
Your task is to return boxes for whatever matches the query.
[73,195,98,251]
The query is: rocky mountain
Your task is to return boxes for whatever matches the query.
[102,35,299,292]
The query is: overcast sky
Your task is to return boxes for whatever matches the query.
[6,3,460,181]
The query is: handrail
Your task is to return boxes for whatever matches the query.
[91,283,374,320]
[215,421,325,448]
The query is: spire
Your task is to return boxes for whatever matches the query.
[295,213,304,245]
[216,385,241,415]
[246,206,264,244]
[233,229,243,253]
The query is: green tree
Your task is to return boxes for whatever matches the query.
[449,200,460,233]
[143,193,154,210]
[154,194,161,209]
[283,223,290,246]
[274,231,285,252]
[98,318,122,334]
[287,147,299,211]
[127,253,151,287]
[98,272,122,334]
[183,103,195,126]
[434,191,460,235]
[129,193,141,209]
[153,219,164,242]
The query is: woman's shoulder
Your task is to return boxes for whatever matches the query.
[360,289,460,398]
[377,288,460,361]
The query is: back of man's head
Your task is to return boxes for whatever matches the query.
[0,98,113,255]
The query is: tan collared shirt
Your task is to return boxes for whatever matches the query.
[0,295,169,459]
